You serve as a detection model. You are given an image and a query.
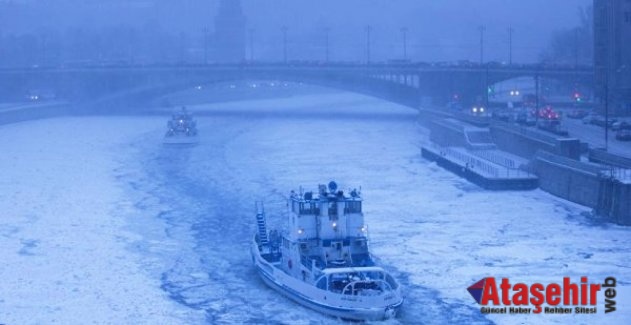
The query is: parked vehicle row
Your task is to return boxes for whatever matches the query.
[616,130,631,141]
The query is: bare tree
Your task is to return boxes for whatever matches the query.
[540,5,593,66]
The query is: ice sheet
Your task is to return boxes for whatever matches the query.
[1,92,629,324]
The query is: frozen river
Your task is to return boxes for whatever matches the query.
[1,91,630,324]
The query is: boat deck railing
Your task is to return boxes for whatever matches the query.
[337,280,393,296]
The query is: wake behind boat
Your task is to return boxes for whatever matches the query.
[251,181,403,321]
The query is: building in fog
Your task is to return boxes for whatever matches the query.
[212,0,246,63]
[594,0,631,115]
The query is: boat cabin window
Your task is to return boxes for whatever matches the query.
[298,202,319,215]
[328,271,389,295]
[328,273,351,293]
[282,237,290,249]
[344,201,362,214]
[316,277,327,290]
[334,242,342,251]
[328,202,338,218]
[292,201,320,215]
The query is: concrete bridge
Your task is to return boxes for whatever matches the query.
[0,63,594,111]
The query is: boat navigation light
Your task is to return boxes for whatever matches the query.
[298,228,304,235]
[332,222,337,228]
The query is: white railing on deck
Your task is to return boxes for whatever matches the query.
[432,144,532,179]
[435,145,500,177]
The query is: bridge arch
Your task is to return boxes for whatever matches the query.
[85,69,423,113]
[0,64,594,112]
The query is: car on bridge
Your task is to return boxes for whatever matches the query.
[612,121,631,131]
[536,106,569,136]
[492,109,513,122]
[567,109,589,119]
[447,101,463,110]
[616,129,631,141]
[582,114,596,124]
[591,116,618,128]
[514,109,536,126]
[469,105,488,117]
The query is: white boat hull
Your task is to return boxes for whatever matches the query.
[162,135,199,146]
[251,240,403,321]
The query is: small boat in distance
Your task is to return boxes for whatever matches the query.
[163,106,198,145]
[251,181,403,321]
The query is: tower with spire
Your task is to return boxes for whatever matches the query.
[212,0,246,63]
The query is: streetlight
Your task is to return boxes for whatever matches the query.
[604,65,628,151]
[203,27,208,65]
[401,27,408,61]
[478,25,486,65]
[325,27,330,63]
[574,28,580,68]
[178,32,185,64]
[249,28,255,62]
[41,34,48,67]
[535,72,541,124]
[365,25,372,65]
[281,26,288,64]
[508,27,513,65]
[484,63,490,108]
[604,68,610,151]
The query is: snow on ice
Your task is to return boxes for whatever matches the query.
[1,91,630,324]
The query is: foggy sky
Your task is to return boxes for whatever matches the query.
[0,0,591,64]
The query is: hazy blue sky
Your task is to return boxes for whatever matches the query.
[0,0,591,63]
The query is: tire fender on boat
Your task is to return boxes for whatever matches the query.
[288,259,293,269]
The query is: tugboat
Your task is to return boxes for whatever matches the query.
[251,181,403,321]
[163,107,198,145]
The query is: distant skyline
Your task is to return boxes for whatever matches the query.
[0,0,592,64]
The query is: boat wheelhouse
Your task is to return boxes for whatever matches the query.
[163,107,198,145]
[251,181,403,321]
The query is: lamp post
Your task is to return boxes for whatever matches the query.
[41,34,48,67]
[248,28,255,62]
[478,25,486,65]
[605,69,610,152]
[485,63,490,108]
[203,27,208,65]
[605,66,627,151]
[325,27,330,63]
[535,72,541,124]
[508,27,513,65]
[401,27,408,61]
[282,26,288,64]
[365,25,372,65]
